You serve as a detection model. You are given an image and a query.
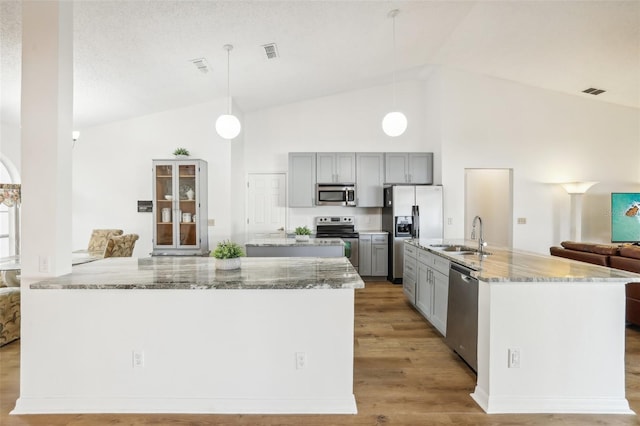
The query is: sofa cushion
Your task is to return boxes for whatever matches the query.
[559,241,619,255]
[610,256,640,275]
[0,287,20,347]
[620,246,640,260]
[550,246,610,267]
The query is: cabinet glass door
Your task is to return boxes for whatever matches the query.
[155,164,175,246]
[178,164,197,247]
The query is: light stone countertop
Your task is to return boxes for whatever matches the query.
[245,238,345,247]
[407,238,640,283]
[29,256,365,290]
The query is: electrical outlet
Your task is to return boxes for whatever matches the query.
[132,350,145,368]
[517,217,527,225]
[295,352,307,370]
[447,217,453,225]
[508,348,520,368]
[38,256,49,273]
[207,219,215,226]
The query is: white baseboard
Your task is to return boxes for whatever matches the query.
[11,395,358,415]
[471,387,634,415]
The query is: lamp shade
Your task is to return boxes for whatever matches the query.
[215,114,241,139]
[382,111,407,137]
[561,181,598,194]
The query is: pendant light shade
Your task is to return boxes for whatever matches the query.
[382,111,407,137]
[216,44,241,140]
[382,9,407,137]
[215,114,241,139]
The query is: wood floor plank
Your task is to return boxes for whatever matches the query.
[2,281,640,425]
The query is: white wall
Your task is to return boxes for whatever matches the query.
[5,67,639,257]
[72,99,239,256]
[438,67,640,252]
[243,80,437,233]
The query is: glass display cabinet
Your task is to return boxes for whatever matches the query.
[151,159,209,256]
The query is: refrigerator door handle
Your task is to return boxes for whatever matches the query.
[412,205,420,239]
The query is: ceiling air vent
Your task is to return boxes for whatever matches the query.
[262,43,279,59]
[190,57,210,73]
[582,87,606,95]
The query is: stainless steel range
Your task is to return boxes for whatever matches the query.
[315,216,359,271]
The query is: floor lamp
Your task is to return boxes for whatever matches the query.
[561,182,598,242]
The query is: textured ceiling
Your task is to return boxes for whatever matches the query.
[1,0,639,129]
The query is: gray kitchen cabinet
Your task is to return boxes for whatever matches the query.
[288,153,316,207]
[355,153,384,207]
[371,234,388,276]
[415,247,450,336]
[152,159,209,256]
[403,243,417,304]
[316,152,355,183]
[358,235,372,276]
[416,260,433,319]
[359,233,388,277]
[384,152,434,184]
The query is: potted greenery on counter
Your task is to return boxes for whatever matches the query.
[294,225,312,242]
[212,240,244,270]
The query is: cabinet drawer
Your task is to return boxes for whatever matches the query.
[432,255,450,275]
[417,249,431,265]
[372,234,388,244]
[404,261,417,279]
[359,234,372,242]
[405,244,417,258]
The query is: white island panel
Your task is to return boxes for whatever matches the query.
[13,257,363,415]
[473,280,631,414]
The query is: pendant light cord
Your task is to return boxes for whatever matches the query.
[224,44,233,114]
[389,10,399,109]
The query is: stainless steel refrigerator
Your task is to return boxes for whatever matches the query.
[382,185,443,283]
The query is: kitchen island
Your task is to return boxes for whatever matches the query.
[13,256,364,415]
[405,239,639,415]
[245,237,345,258]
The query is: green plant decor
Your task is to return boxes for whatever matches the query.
[212,240,244,259]
[294,226,312,236]
[173,147,190,156]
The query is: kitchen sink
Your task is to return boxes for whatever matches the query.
[442,245,478,254]
[430,244,492,256]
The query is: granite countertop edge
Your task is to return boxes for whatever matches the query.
[29,257,365,290]
[405,239,640,283]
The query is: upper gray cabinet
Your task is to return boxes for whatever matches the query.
[356,153,384,207]
[384,153,433,184]
[289,152,317,207]
[316,152,356,184]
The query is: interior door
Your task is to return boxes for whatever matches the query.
[464,168,513,247]
[247,173,286,239]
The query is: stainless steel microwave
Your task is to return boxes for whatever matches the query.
[316,184,356,206]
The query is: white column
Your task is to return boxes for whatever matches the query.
[20,0,73,280]
[568,193,583,241]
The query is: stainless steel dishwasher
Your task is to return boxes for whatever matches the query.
[445,262,479,372]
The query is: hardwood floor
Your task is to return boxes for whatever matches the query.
[1,281,639,425]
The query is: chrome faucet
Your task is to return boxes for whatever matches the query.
[471,215,487,255]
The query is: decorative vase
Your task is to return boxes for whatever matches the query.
[215,257,241,270]
[295,235,310,242]
[186,189,195,200]
[174,154,189,159]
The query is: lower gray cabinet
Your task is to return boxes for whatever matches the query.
[359,233,388,276]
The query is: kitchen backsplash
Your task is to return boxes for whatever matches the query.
[289,206,382,232]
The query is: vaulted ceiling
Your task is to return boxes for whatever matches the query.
[1,0,638,129]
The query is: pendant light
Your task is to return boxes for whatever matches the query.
[215,44,241,140]
[382,9,407,137]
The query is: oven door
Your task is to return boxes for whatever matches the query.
[342,237,359,270]
[316,185,356,206]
